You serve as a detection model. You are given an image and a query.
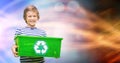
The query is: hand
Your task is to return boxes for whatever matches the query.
[11,44,18,57]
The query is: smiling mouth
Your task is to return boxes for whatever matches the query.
[29,21,36,22]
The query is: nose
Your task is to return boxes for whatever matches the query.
[30,16,35,19]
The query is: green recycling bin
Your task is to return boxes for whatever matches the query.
[15,35,63,58]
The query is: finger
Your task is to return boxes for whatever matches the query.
[12,45,18,53]
[14,52,18,57]
[14,54,18,57]
[15,45,18,48]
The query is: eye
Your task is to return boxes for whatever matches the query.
[28,15,32,17]
[33,15,37,17]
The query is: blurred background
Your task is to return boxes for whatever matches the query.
[0,0,120,63]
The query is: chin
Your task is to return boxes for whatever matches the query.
[30,23,35,26]
[29,24,35,27]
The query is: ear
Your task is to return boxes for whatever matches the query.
[38,15,40,20]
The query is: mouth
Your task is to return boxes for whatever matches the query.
[29,21,36,23]
[30,20,35,22]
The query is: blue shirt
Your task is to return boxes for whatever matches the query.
[15,27,46,63]
[15,27,46,36]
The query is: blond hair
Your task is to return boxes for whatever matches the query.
[23,5,39,22]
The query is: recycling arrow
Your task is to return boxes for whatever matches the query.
[34,41,48,54]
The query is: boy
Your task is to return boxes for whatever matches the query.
[11,5,46,63]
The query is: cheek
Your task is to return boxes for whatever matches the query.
[36,16,39,20]
[35,17,39,21]
[25,17,30,20]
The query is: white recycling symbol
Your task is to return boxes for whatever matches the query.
[34,41,48,54]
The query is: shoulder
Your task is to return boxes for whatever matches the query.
[15,27,26,32]
[15,27,23,30]
[36,28,47,36]
[15,27,26,35]
[36,28,46,32]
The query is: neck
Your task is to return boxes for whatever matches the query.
[27,25,35,28]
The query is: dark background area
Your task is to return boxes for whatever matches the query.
[77,0,120,19]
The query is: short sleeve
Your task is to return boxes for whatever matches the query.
[42,30,47,37]
[38,28,47,37]
[15,28,22,35]
[14,27,23,43]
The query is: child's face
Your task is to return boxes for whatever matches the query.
[26,11,38,27]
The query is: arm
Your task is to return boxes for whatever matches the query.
[11,44,18,57]
[11,28,22,57]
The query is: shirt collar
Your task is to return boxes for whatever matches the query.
[25,26,37,30]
